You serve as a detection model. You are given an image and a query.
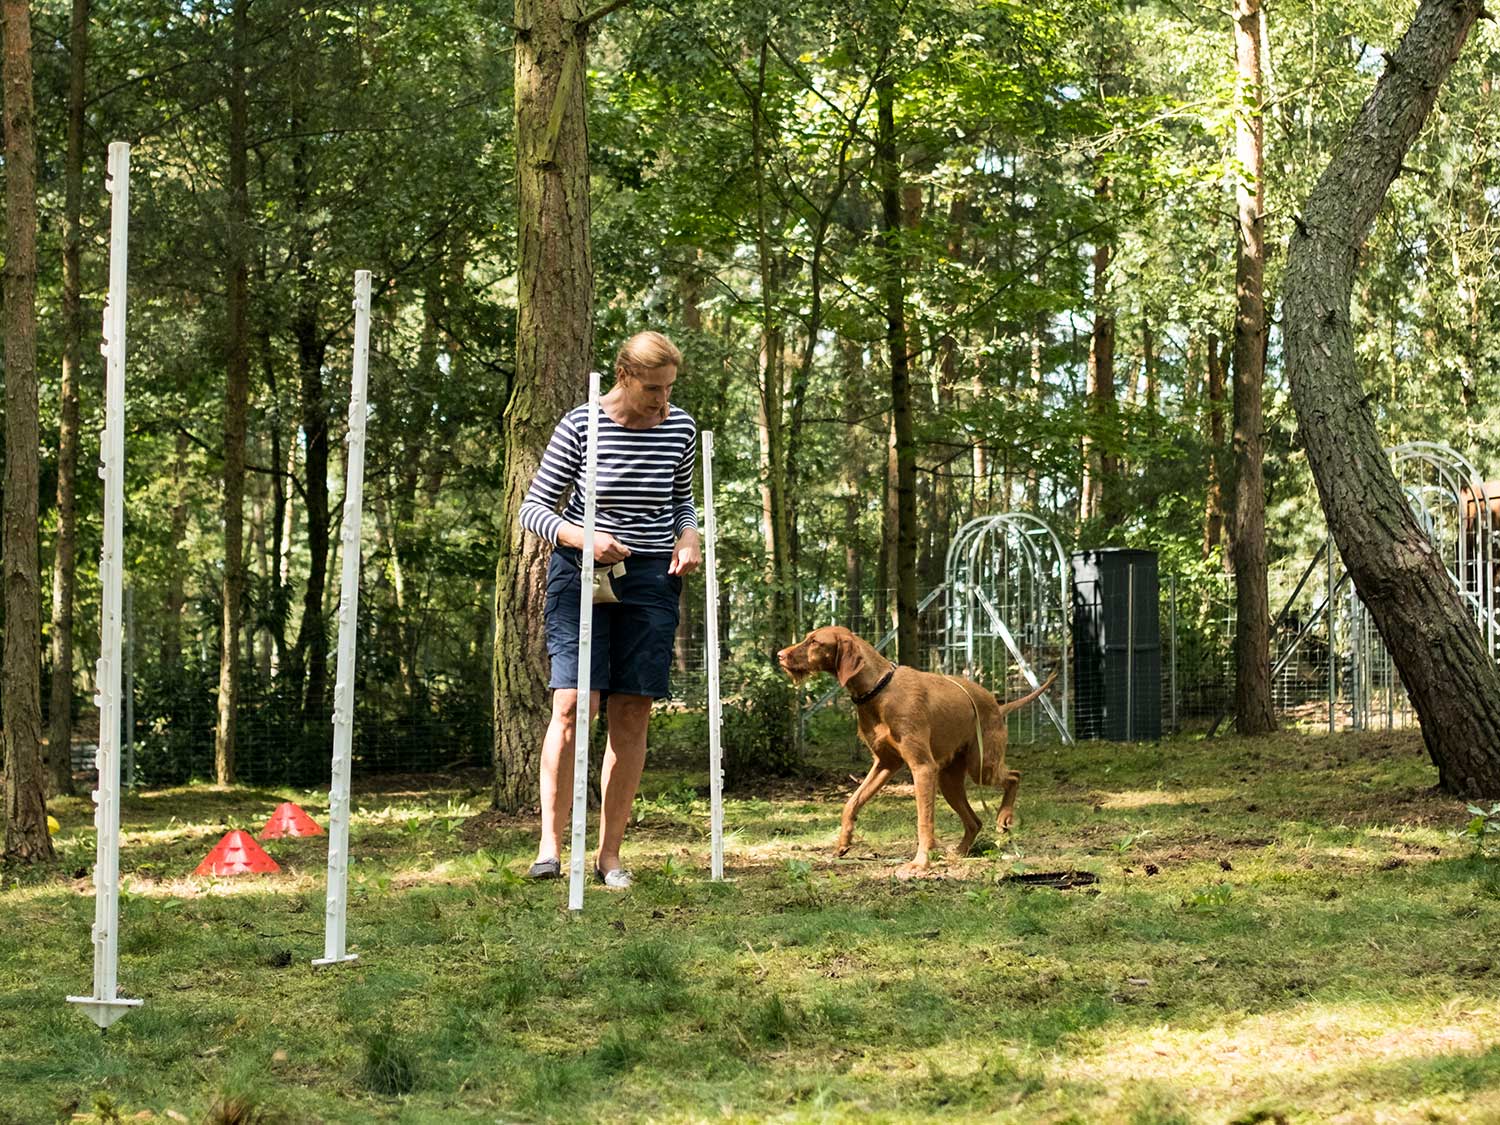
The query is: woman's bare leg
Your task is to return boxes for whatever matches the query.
[596,693,653,872]
[536,688,601,862]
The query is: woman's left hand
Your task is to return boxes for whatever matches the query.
[669,529,701,576]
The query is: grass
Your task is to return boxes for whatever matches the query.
[4,723,1500,1122]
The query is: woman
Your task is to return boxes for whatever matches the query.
[518,331,701,888]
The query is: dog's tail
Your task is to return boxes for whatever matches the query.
[995,668,1058,719]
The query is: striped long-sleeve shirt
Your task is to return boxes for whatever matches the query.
[519,403,698,555]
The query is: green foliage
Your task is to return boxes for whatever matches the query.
[613,939,684,988]
[23,0,1500,815]
[592,1026,645,1074]
[1461,803,1500,855]
[360,1019,420,1096]
[750,993,806,1045]
[722,662,802,784]
[1183,882,1235,915]
[489,962,542,1013]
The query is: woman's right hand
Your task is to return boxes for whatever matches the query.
[591,532,631,564]
[560,524,631,564]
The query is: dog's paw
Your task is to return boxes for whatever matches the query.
[895,861,934,881]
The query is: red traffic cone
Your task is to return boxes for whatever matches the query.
[194,830,281,876]
[260,801,324,839]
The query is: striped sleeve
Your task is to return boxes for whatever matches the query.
[518,411,582,546]
[673,420,699,537]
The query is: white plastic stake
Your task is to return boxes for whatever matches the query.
[69,142,142,1029]
[703,432,724,880]
[315,270,371,966]
[124,586,135,789]
[569,372,603,913]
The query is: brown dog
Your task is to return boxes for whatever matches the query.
[777,625,1057,878]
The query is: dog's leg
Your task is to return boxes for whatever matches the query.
[836,759,897,856]
[938,758,982,857]
[995,768,1022,832]
[896,756,939,879]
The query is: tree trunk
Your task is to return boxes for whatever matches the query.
[289,131,330,730]
[1284,0,1500,795]
[493,0,592,811]
[877,75,918,666]
[1142,317,1157,420]
[271,408,295,674]
[292,323,330,725]
[258,244,289,678]
[674,269,701,672]
[928,332,956,595]
[880,413,896,635]
[1203,333,1227,559]
[840,338,864,629]
[971,367,987,520]
[47,0,89,798]
[216,0,252,784]
[3,0,53,863]
[163,406,189,674]
[252,481,271,682]
[750,39,795,647]
[1231,0,1276,735]
[1081,175,1118,527]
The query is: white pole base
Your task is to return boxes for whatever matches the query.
[311,953,359,967]
[67,996,142,1029]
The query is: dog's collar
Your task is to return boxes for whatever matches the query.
[850,665,897,706]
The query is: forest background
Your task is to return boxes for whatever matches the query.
[1,0,1497,825]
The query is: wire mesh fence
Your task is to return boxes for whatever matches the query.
[71,503,1494,792]
[73,570,1242,790]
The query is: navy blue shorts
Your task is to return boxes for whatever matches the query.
[544,547,682,699]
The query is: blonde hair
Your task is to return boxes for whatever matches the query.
[614,331,682,381]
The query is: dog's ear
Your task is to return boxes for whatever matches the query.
[833,632,865,686]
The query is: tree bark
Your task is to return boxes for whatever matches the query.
[840,338,864,629]
[1231,0,1276,735]
[1284,0,1500,795]
[493,0,593,811]
[3,0,53,863]
[876,74,918,665]
[674,270,701,673]
[1141,318,1157,419]
[1203,332,1227,559]
[879,412,896,634]
[750,38,795,647]
[289,130,331,729]
[216,0,252,784]
[163,402,189,674]
[47,0,89,798]
[257,240,289,678]
[1081,175,1118,528]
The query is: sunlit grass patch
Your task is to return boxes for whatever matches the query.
[6,726,1499,1122]
[1096,786,1236,810]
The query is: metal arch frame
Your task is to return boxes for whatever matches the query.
[1328,442,1498,731]
[943,513,1072,743]
[1387,442,1497,659]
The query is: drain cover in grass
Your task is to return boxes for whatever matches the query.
[1002,870,1099,890]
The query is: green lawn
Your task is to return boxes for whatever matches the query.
[5,724,1500,1123]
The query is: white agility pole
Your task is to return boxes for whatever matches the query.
[68,142,142,1029]
[569,371,603,913]
[314,270,371,967]
[703,431,724,880]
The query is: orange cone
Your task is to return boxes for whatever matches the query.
[260,801,324,839]
[194,830,281,876]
